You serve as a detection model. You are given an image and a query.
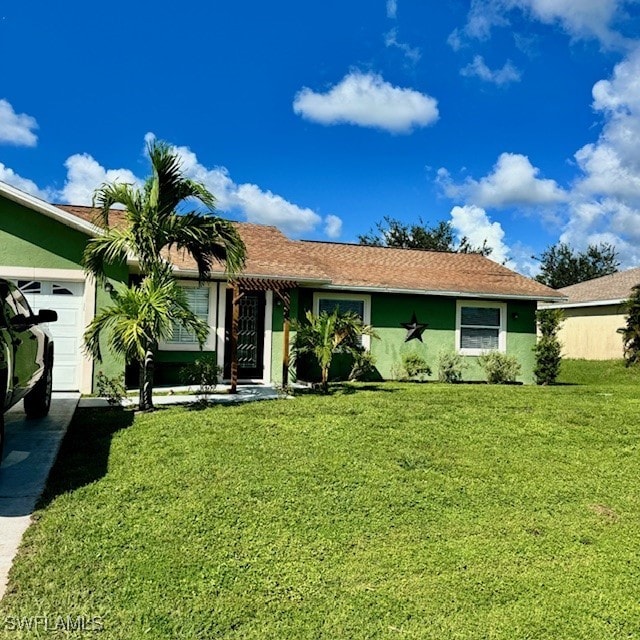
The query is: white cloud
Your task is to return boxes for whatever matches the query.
[568,48,640,264]
[516,0,629,48]
[324,214,343,238]
[574,142,640,200]
[460,55,521,85]
[447,29,464,52]
[449,205,511,264]
[438,47,640,269]
[0,163,50,199]
[60,153,141,206]
[439,153,567,208]
[162,135,342,238]
[453,0,510,43]
[560,198,640,266]
[574,47,640,200]
[452,0,632,49]
[293,71,439,134]
[55,136,341,239]
[386,0,397,19]
[385,28,422,64]
[234,183,322,235]
[0,99,38,147]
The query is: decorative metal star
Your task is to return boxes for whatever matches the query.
[401,312,428,342]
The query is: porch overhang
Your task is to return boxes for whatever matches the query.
[232,277,298,292]
[227,278,297,393]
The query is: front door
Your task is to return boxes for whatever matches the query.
[224,290,265,380]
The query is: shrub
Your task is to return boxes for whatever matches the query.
[437,350,466,383]
[180,355,220,398]
[349,349,377,381]
[478,351,521,384]
[618,284,640,367]
[534,308,564,384]
[95,371,126,405]
[401,353,432,381]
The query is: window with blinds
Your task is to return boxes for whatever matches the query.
[457,302,505,354]
[317,298,365,320]
[313,293,372,350]
[167,286,210,345]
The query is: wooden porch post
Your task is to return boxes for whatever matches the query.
[230,284,241,394]
[281,289,291,388]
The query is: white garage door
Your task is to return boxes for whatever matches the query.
[17,279,85,391]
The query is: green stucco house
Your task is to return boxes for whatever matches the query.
[0,180,563,392]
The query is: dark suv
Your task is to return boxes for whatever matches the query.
[0,278,57,462]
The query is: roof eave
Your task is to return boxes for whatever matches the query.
[304,283,566,302]
[171,267,332,286]
[541,298,624,309]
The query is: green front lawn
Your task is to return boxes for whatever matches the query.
[2,361,640,639]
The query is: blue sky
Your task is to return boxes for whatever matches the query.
[1,0,640,275]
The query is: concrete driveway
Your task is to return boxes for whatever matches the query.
[0,393,79,600]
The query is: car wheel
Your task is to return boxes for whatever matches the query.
[24,353,53,419]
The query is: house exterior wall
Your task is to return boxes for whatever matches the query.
[295,289,538,384]
[0,195,127,392]
[558,305,625,360]
[0,196,87,269]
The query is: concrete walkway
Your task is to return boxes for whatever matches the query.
[0,393,80,601]
[78,383,289,408]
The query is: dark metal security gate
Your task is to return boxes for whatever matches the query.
[225,279,296,393]
[224,289,265,380]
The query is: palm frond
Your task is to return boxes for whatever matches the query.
[82,228,136,283]
[92,182,140,227]
[162,213,246,279]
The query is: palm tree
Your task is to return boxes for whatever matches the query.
[84,265,208,409]
[83,140,245,284]
[82,140,246,409]
[291,309,377,392]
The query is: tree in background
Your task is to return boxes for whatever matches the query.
[618,284,640,367]
[291,310,377,392]
[358,217,492,256]
[534,242,619,289]
[534,308,564,385]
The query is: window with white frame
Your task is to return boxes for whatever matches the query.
[456,300,506,355]
[313,292,371,349]
[163,283,216,350]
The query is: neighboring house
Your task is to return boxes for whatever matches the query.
[541,268,640,360]
[0,180,563,390]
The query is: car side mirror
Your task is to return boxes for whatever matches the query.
[35,309,58,324]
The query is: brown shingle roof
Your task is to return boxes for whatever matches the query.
[55,204,562,300]
[298,240,560,299]
[557,268,640,305]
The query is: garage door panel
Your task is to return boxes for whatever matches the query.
[18,280,85,391]
[54,336,79,357]
[50,309,79,328]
